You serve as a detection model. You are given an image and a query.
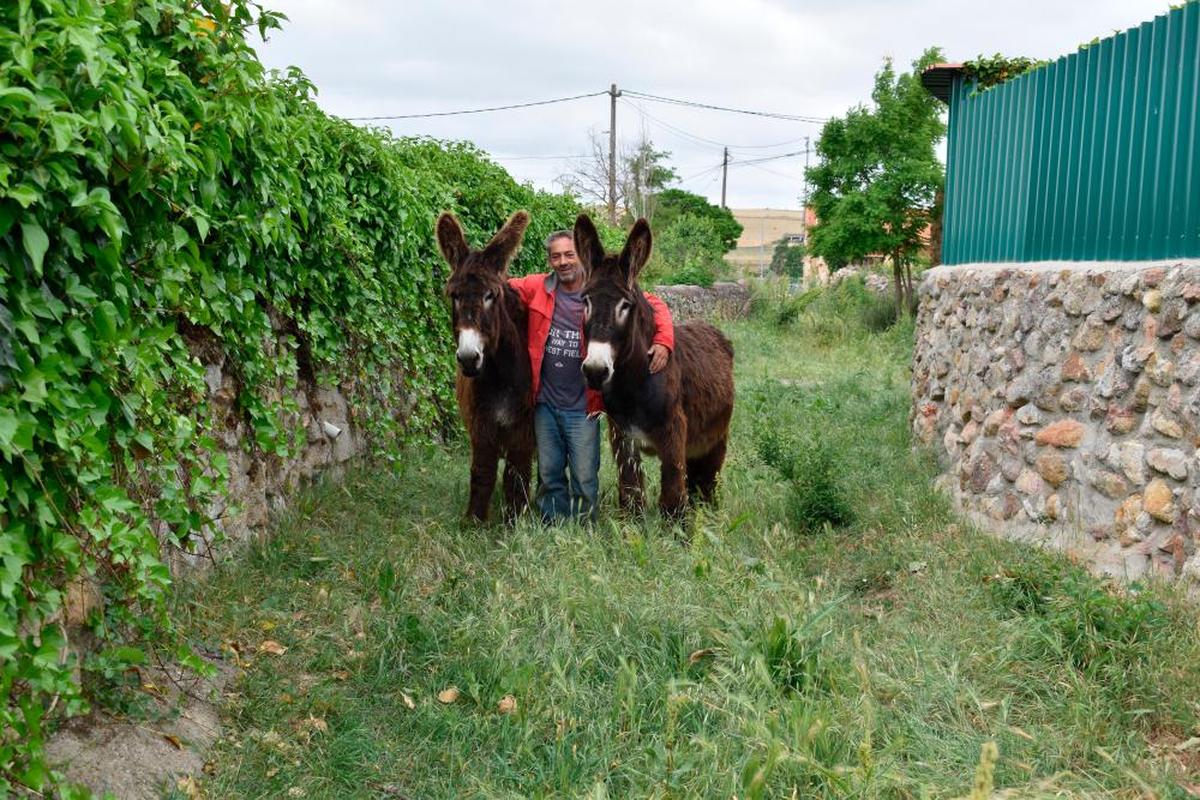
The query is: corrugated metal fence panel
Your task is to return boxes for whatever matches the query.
[942,2,1200,264]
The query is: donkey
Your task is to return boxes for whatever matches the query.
[436,211,535,522]
[574,214,735,518]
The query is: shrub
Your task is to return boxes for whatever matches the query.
[761,277,898,336]
[652,188,743,253]
[769,239,806,279]
[756,429,854,532]
[860,289,899,332]
[643,213,727,287]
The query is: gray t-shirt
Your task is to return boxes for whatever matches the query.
[538,289,587,411]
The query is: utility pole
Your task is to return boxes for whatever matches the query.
[801,136,810,213]
[720,146,729,209]
[608,83,621,225]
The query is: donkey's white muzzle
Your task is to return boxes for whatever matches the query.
[456,328,484,373]
[582,341,614,387]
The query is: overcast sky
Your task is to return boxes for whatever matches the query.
[253,1,1175,210]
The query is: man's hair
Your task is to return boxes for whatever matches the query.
[544,229,574,254]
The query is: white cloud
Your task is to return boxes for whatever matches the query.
[254,0,1176,209]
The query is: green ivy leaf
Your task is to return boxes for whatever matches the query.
[0,409,35,455]
[49,113,78,152]
[93,301,118,341]
[20,369,48,405]
[0,86,36,110]
[193,210,210,242]
[65,276,98,304]
[21,222,49,276]
[0,410,19,452]
[6,185,40,208]
[65,320,93,357]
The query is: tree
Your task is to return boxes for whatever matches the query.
[643,213,727,287]
[556,129,621,217]
[557,132,676,223]
[621,137,677,223]
[653,188,743,253]
[770,238,806,279]
[806,47,946,314]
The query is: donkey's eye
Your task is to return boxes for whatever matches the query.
[483,291,495,307]
[583,296,592,321]
[615,299,632,324]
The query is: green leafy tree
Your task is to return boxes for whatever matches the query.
[770,238,806,279]
[806,47,946,314]
[653,188,743,252]
[643,213,727,287]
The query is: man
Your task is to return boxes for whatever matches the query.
[509,230,674,522]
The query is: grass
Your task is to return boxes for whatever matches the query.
[174,287,1200,798]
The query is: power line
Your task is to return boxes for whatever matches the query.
[728,149,811,167]
[623,89,828,124]
[491,153,589,161]
[622,98,810,152]
[740,161,806,182]
[677,163,724,184]
[345,90,607,121]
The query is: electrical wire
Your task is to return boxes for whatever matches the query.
[740,161,806,181]
[728,149,811,167]
[622,97,810,152]
[677,163,725,183]
[345,91,607,121]
[623,89,828,124]
[490,153,590,161]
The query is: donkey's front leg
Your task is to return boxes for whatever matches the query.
[608,423,645,513]
[501,433,534,523]
[658,410,688,519]
[466,432,500,522]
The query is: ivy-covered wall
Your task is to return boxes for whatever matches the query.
[0,0,585,789]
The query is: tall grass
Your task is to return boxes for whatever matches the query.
[175,297,1200,798]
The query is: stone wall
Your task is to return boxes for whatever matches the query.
[653,281,752,321]
[167,315,410,573]
[911,262,1200,582]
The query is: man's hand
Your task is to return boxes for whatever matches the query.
[648,344,670,373]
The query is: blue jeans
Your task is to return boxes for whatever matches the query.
[534,403,600,522]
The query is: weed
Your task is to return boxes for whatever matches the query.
[177,311,1200,798]
[757,428,854,532]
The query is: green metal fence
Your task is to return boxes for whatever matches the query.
[941,2,1200,265]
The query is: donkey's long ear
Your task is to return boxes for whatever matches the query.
[481,210,530,272]
[436,212,470,268]
[573,214,606,272]
[619,218,653,287]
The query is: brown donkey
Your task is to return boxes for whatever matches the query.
[575,214,735,518]
[436,211,535,522]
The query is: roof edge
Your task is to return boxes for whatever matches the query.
[921,63,965,103]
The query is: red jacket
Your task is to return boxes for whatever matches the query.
[509,272,675,415]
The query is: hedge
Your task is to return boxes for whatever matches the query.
[0,0,587,789]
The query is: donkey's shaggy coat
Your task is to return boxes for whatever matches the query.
[437,211,534,522]
[576,214,735,518]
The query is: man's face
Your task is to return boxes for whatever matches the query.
[547,236,581,288]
